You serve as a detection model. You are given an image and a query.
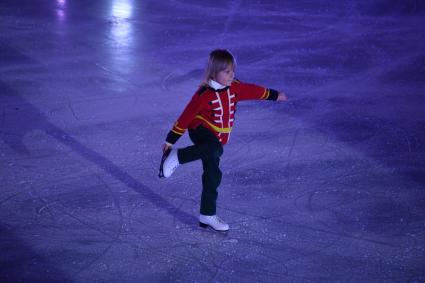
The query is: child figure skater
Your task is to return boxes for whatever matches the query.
[159,49,287,232]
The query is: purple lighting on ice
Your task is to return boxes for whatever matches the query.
[1,1,425,282]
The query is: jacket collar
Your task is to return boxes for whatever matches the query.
[208,79,227,90]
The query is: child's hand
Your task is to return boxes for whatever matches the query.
[162,143,172,154]
[277,92,287,101]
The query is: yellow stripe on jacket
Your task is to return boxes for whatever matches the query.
[195,115,232,133]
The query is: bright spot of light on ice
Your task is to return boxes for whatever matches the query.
[110,0,133,45]
[56,0,66,22]
[57,0,66,7]
[111,0,133,20]
[57,9,65,20]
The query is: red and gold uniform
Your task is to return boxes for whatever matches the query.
[166,79,279,145]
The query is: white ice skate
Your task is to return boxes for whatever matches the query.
[199,214,229,232]
[159,149,180,178]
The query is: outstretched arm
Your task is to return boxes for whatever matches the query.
[234,80,287,102]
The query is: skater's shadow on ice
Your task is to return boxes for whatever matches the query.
[0,82,196,226]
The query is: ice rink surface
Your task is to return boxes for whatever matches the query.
[1,0,425,282]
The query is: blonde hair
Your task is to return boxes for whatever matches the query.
[203,49,236,85]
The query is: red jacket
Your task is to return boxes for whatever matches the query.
[166,79,279,145]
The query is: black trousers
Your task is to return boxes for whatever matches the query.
[177,126,223,215]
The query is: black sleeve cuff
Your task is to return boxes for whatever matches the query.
[166,131,182,145]
[267,89,279,101]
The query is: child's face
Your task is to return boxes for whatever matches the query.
[215,64,235,86]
